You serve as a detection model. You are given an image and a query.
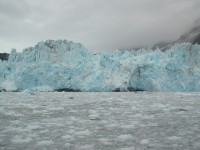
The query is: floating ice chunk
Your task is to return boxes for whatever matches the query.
[11,135,32,144]
[117,134,133,141]
[76,144,94,150]
[75,130,92,136]
[0,80,17,91]
[37,140,54,146]
[140,139,149,144]
[168,136,181,140]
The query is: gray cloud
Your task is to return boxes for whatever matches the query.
[0,0,200,53]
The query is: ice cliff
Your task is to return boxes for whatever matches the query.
[0,40,200,92]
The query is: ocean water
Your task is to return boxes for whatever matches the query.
[0,92,200,150]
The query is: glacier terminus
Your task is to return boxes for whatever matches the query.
[0,40,200,92]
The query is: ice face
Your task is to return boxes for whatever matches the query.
[0,40,200,92]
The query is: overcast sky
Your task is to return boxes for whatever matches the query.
[0,0,200,53]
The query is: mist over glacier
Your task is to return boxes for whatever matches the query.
[0,40,200,92]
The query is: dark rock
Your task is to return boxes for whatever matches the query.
[0,89,6,92]
[113,87,145,92]
[178,25,200,45]
[178,108,187,112]
[127,87,145,92]
[113,88,121,92]
[54,88,80,92]
[0,53,9,61]
[152,25,200,51]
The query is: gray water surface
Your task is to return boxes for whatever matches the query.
[0,92,200,150]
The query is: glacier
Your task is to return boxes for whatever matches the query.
[0,40,200,92]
